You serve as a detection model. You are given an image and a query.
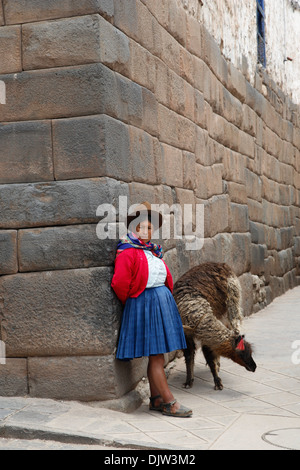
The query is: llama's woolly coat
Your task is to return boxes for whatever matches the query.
[173,263,243,348]
[173,263,256,390]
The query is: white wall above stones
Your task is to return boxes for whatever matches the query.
[180,0,300,105]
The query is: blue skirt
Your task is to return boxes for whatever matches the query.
[116,286,187,361]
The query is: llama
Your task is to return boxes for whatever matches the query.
[173,263,257,390]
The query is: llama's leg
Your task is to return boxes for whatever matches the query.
[183,335,196,388]
[202,345,223,390]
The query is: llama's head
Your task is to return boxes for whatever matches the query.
[232,335,257,372]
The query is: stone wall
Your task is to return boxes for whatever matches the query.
[0,0,300,401]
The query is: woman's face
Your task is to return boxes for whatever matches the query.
[136,220,154,243]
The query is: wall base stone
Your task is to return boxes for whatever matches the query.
[28,356,148,402]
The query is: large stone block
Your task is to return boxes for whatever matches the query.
[238,272,254,317]
[194,89,210,130]
[186,15,201,57]
[141,87,158,136]
[195,128,216,166]
[18,225,116,272]
[130,41,156,94]
[229,203,249,233]
[0,359,28,397]
[158,143,183,187]
[228,62,246,104]
[223,149,247,184]
[168,68,186,116]
[251,244,266,276]
[294,237,300,256]
[0,63,128,122]
[95,14,134,72]
[159,24,181,72]
[22,15,104,70]
[231,233,251,276]
[183,151,196,190]
[0,267,121,357]
[0,120,53,184]
[4,0,114,25]
[117,72,143,127]
[262,200,291,229]
[128,182,158,207]
[53,115,131,182]
[0,177,129,229]
[222,86,243,129]
[0,230,18,275]
[227,182,247,204]
[25,13,131,73]
[250,221,265,245]
[197,194,230,238]
[28,356,148,401]
[245,169,262,201]
[0,25,21,74]
[200,25,224,84]
[238,129,255,159]
[247,198,263,224]
[278,227,294,251]
[155,58,168,106]
[158,104,178,148]
[113,0,139,41]
[130,126,157,184]
[278,249,294,276]
[167,0,186,47]
[213,233,234,267]
[0,1,4,25]
[195,164,223,199]
[241,104,256,137]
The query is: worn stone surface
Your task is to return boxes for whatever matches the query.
[18,225,116,272]
[0,178,129,229]
[0,63,123,122]
[0,1,4,26]
[52,115,132,181]
[0,268,122,357]
[0,25,22,74]
[3,0,115,24]
[0,359,28,397]
[0,120,53,184]
[28,356,147,401]
[22,15,104,70]
[15,224,116,272]
[22,15,130,72]
[0,230,18,275]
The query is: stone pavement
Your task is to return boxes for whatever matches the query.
[1,286,300,451]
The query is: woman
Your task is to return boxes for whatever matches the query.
[111,202,192,418]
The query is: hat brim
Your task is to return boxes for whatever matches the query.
[126,209,163,230]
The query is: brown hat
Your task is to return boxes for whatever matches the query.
[126,201,163,230]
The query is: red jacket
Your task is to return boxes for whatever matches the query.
[111,248,174,304]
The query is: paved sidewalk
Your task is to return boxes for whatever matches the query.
[1,287,300,450]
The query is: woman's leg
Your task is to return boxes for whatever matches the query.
[147,354,180,412]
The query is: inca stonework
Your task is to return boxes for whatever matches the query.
[0,0,300,401]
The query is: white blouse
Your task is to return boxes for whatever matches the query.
[144,251,167,288]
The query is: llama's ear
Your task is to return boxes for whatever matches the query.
[236,336,245,351]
